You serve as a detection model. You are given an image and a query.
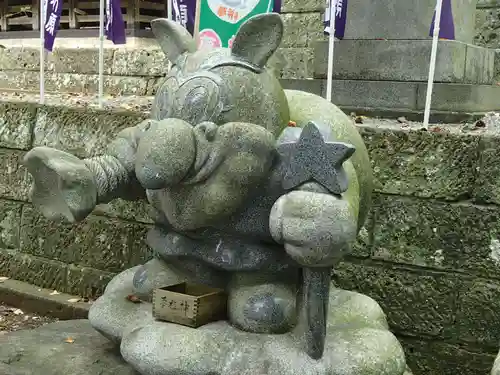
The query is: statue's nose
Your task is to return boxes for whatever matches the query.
[135,118,196,190]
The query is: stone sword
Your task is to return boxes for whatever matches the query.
[276,121,356,360]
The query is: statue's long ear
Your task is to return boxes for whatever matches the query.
[151,18,197,62]
[231,13,283,69]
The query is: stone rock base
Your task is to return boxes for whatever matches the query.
[0,308,414,375]
[0,320,137,375]
[85,265,411,375]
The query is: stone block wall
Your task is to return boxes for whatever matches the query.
[1,101,500,374]
[336,121,500,375]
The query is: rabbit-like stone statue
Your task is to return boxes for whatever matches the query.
[23,13,409,375]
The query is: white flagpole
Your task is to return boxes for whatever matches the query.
[39,0,45,104]
[193,0,201,47]
[98,0,105,108]
[325,0,336,103]
[423,0,443,128]
[167,0,172,71]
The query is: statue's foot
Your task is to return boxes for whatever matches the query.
[88,265,151,343]
[118,287,407,375]
[89,258,188,343]
[132,257,188,301]
[228,273,297,334]
[133,257,227,301]
[89,257,226,342]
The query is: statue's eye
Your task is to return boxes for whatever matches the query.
[174,78,221,125]
[182,86,211,123]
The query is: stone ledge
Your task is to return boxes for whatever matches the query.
[2,75,495,114]
[279,79,500,113]
[0,277,90,319]
[314,40,495,84]
[315,79,500,112]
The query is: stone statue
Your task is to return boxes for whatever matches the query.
[493,352,500,374]
[23,13,409,375]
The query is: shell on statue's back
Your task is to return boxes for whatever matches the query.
[285,90,373,229]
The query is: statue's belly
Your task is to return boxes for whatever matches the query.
[146,167,286,242]
[145,173,291,272]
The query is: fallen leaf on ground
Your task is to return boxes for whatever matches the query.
[429,126,445,133]
[64,337,75,343]
[49,290,60,295]
[12,309,23,315]
[354,116,365,124]
[67,298,81,303]
[0,276,9,282]
[126,294,142,303]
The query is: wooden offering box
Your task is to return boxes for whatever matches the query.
[152,282,227,328]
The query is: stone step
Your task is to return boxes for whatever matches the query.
[0,47,315,97]
[314,40,496,85]
[0,277,90,319]
[281,79,500,113]
[0,45,315,85]
[0,86,490,127]
[0,71,493,115]
[0,71,156,96]
[0,90,153,113]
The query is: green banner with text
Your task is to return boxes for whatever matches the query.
[198,0,277,48]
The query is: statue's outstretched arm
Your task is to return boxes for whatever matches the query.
[23,119,152,223]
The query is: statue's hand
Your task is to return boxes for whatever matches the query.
[269,188,357,267]
[23,147,97,223]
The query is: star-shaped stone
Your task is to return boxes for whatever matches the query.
[277,121,356,194]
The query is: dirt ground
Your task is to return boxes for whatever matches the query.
[0,303,57,334]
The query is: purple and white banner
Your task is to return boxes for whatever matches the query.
[323,0,348,39]
[429,0,455,40]
[272,0,281,13]
[171,0,196,35]
[43,0,63,51]
[105,0,126,44]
